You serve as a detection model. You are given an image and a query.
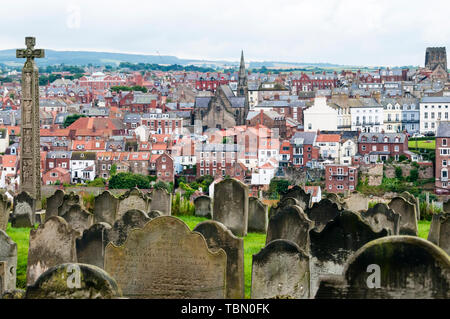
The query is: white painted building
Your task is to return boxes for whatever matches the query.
[339,139,357,165]
[350,98,384,133]
[303,96,338,131]
[419,97,450,134]
[70,152,96,183]
[251,162,276,185]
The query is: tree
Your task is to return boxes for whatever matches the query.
[63,114,86,128]
[109,172,151,189]
[395,166,403,180]
[109,164,117,177]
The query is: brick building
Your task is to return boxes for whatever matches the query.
[325,164,358,193]
[290,131,320,168]
[357,132,409,163]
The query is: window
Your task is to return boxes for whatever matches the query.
[444,139,447,146]
[443,160,447,166]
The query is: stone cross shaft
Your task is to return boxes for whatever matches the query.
[16,37,44,204]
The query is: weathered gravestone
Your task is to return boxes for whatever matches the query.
[266,205,313,254]
[213,178,249,237]
[444,199,450,214]
[104,209,151,247]
[279,186,311,210]
[309,211,388,297]
[26,216,78,286]
[76,223,112,269]
[193,220,244,299]
[93,191,119,225]
[60,204,93,234]
[0,194,12,231]
[361,203,401,235]
[148,210,162,219]
[45,189,65,221]
[11,191,35,228]
[105,216,227,298]
[344,191,369,212]
[25,263,122,299]
[428,212,450,255]
[388,196,418,236]
[0,230,17,293]
[58,192,83,218]
[248,197,268,233]
[315,236,450,299]
[326,193,347,209]
[117,188,150,219]
[251,239,310,299]
[305,198,342,232]
[400,191,420,220]
[269,197,300,219]
[194,195,212,218]
[150,188,172,216]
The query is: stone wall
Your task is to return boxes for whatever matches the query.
[384,163,433,180]
[359,164,383,186]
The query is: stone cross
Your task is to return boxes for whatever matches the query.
[16,37,44,203]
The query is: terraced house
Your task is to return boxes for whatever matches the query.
[435,121,450,194]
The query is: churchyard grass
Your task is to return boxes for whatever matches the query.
[6,223,33,289]
[5,218,432,295]
[418,220,431,239]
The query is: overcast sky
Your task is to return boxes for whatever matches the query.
[1,0,449,66]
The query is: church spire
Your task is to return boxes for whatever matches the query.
[238,50,247,87]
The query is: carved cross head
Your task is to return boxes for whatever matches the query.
[16,36,45,60]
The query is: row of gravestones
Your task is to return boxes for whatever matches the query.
[42,187,172,233]
[250,187,450,298]
[194,179,269,236]
[1,212,247,299]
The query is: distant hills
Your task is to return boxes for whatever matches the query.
[0,49,348,69]
[0,48,415,70]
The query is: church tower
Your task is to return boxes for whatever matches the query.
[237,50,249,124]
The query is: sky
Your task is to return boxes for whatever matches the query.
[0,0,449,67]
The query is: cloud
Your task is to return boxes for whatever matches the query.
[1,0,449,66]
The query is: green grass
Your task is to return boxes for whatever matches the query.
[418,220,431,239]
[177,215,208,230]
[408,140,436,149]
[5,223,33,289]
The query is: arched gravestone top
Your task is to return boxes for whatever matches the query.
[248,197,268,233]
[310,211,388,264]
[428,212,450,255]
[0,194,12,231]
[194,195,212,218]
[93,191,119,225]
[213,178,249,237]
[76,222,112,269]
[105,209,151,247]
[12,191,35,227]
[361,203,401,235]
[325,193,347,209]
[58,191,83,217]
[45,189,65,221]
[25,263,122,299]
[117,188,151,219]
[148,210,162,219]
[388,196,418,236]
[252,239,310,299]
[279,186,311,210]
[104,216,227,299]
[269,197,300,219]
[305,198,342,232]
[60,204,94,235]
[399,191,420,220]
[193,220,244,299]
[316,236,450,299]
[266,205,313,253]
[26,216,78,286]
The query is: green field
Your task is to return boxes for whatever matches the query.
[408,140,436,149]
[6,218,432,299]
